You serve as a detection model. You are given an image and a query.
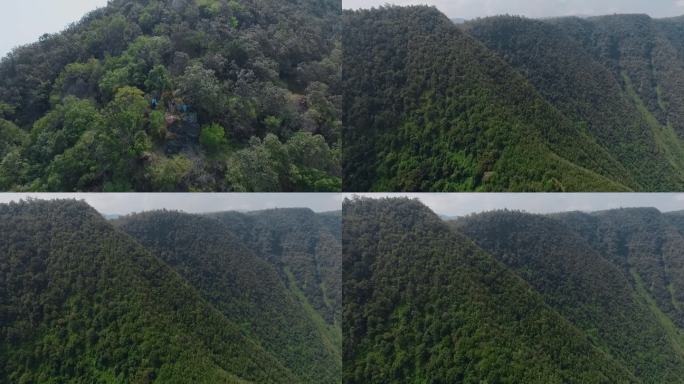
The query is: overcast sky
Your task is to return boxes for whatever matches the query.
[0,193,682,217]
[350,193,684,217]
[343,0,684,19]
[3,1,682,59]
[0,193,345,215]
[0,0,108,59]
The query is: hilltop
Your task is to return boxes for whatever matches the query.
[0,0,341,192]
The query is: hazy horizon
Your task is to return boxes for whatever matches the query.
[3,1,683,59]
[0,193,345,215]
[0,0,108,59]
[0,193,682,222]
[343,0,684,20]
[349,193,684,217]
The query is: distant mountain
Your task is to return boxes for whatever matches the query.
[344,197,684,382]
[464,14,684,190]
[0,200,341,383]
[451,17,466,24]
[206,208,342,324]
[0,0,342,192]
[343,197,638,383]
[552,208,684,329]
[456,209,684,382]
[343,6,684,191]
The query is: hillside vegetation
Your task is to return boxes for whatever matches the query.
[207,208,342,324]
[0,199,341,383]
[343,197,637,383]
[343,6,684,191]
[0,0,341,192]
[456,210,684,382]
[344,197,684,383]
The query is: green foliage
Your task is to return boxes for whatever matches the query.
[456,210,684,383]
[21,97,103,189]
[264,115,283,132]
[0,200,330,383]
[51,59,104,104]
[99,66,132,99]
[197,0,222,16]
[464,15,684,191]
[345,197,684,383]
[115,208,342,383]
[226,133,341,192]
[178,63,224,120]
[343,197,640,383]
[0,119,26,158]
[145,65,171,95]
[101,87,150,186]
[199,123,228,153]
[46,131,100,191]
[208,209,342,325]
[0,149,26,190]
[148,110,166,141]
[342,7,684,191]
[0,102,15,119]
[555,208,684,331]
[146,155,193,191]
[0,0,341,191]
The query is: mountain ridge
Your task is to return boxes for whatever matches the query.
[0,199,341,383]
[343,6,684,191]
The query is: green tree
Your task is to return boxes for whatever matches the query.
[178,63,224,121]
[146,154,193,192]
[149,110,167,141]
[99,86,149,191]
[199,123,228,153]
[225,133,340,192]
[145,65,171,95]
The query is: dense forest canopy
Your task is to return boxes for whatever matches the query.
[343,6,684,192]
[0,0,341,192]
[206,208,342,324]
[0,199,341,383]
[456,209,684,383]
[344,197,684,383]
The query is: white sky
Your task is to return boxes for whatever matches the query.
[0,193,345,215]
[343,0,684,19]
[0,193,682,217]
[0,0,108,59]
[3,1,683,59]
[349,193,684,217]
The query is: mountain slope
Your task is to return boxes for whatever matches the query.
[208,208,341,325]
[462,16,684,191]
[550,15,684,137]
[0,0,341,192]
[342,6,636,192]
[343,7,684,191]
[114,210,341,384]
[0,199,299,383]
[454,210,684,382]
[343,197,637,383]
[665,210,684,235]
[554,208,684,329]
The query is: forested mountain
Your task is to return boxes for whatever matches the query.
[0,200,341,383]
[343,6,684,191]
[114,209,341,382]
[206,208,342,324]
[456,210,684,383]
[0,0,341,192]
[344,197,684,383]
[343,197,638,383]
[551,208,684,330]
[666,210,684,234]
